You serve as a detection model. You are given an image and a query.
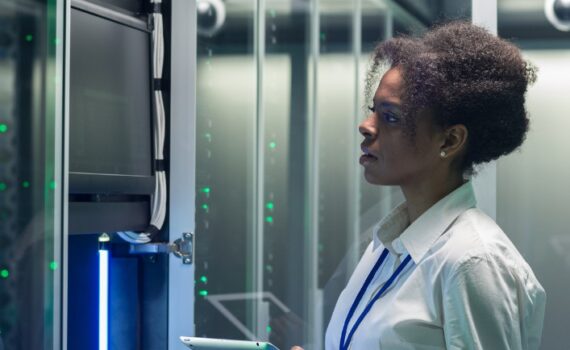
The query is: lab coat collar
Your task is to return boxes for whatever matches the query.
[373,181,477,264]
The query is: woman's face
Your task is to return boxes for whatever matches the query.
[359,67,443,186]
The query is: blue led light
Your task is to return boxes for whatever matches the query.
[99,249,109,350]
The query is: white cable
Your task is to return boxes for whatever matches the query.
[118,0,166,244]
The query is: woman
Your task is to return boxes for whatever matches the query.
[294,21,546,350]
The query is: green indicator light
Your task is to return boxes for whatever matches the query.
[265,265,273,273]
[0,183,6,191]
[22,181,30,188]
[199,290,208,297]
[266,326,272,333]
[265,216,273,223]
[320,32,326,41]
[266,202,274,210]
[49,181,56,190]
[204,133,212,142]
[269,141,277,149]
[200,276,208,283]
[201,204,209,210]
[49,261,58,271]
[0,124,7,133]
[201,187,211,194]
[25,34,33,42]
[0,269,9,279]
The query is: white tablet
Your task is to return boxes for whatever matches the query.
[179,336,280,350]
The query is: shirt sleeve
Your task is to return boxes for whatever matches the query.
[442,253,544,350]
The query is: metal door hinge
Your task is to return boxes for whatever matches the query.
[172,232,194,264]
[127,232,194,264]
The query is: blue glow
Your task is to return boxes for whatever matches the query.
[99,249,109,350]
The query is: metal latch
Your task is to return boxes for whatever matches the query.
[127,232,194,264]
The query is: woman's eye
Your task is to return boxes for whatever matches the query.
[383,112,399,123]
[368,103,399,123]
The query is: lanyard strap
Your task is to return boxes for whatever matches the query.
[340,248,412,350]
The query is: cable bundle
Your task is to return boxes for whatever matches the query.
[118,0,166,244]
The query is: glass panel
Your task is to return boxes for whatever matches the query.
[0,0,63,349]
[194,1,471,349]
[194,0,257,340]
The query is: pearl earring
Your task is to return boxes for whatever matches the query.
[440,151,446,158]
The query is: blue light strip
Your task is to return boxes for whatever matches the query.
[99,249,109,350]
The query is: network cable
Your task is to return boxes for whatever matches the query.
[118,0,166,244]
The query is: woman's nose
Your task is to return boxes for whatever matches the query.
[359,115,376,139]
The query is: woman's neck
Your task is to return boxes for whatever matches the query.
[401,174,465,223]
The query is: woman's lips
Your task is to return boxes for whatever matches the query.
[359,153,377,165]
[360,145,378,165]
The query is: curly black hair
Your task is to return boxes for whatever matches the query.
[365,21,536,176]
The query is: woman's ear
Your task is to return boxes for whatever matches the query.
[440,124,468,159]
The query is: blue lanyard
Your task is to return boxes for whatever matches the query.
[340,248,412,350]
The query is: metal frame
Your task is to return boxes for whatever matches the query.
[253,0,266,337]
[70,0,148,31]
[306,0,321,347]
[168,0,197,348]
[61,0,70,348]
